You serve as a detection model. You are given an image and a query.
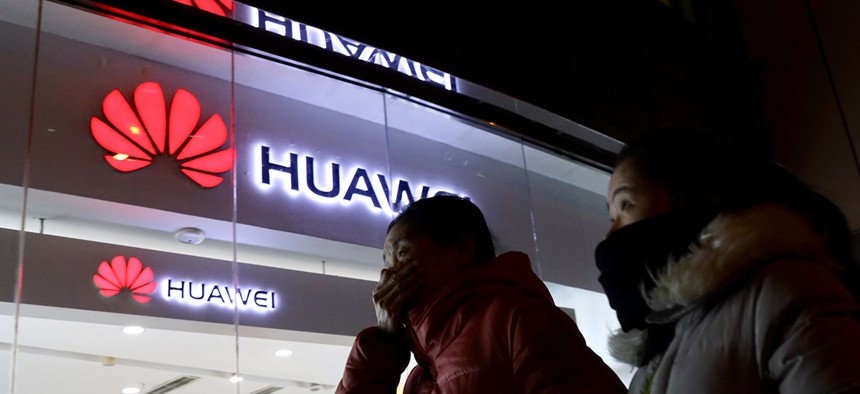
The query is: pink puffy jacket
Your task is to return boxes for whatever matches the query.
[337,251,626,393]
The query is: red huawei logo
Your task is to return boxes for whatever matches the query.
[93,256,158,304]
[90,82,233,188]
[173,0,233,17]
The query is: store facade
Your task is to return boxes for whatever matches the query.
[0,0,629,392]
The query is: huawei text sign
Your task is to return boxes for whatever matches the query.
[163,279,277,312]
[232,4,455,91]
[171,1,455,91]
[257,145,460,212]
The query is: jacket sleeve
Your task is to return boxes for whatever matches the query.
[507,298,628,393]
[756,259,860,393]
[336,326,411,394]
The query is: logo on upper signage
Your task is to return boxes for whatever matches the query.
[90,82,234,188]
[93,256,158,304]
[173,0,233,17]
[232,5,455,91]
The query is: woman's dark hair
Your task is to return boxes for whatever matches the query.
[619,127,858,286]
[615,127,746,213]
[388,195,496,265]
[617,127,829,213]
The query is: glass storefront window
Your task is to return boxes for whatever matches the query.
[13,1,247,393]
[1,1,633,392]
[1,0,44,392]
[384,95,538,261]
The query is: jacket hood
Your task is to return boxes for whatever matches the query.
[406,251,551,357]
[646,203,832,313]
[610,203,836,365]
[408,251,551,326]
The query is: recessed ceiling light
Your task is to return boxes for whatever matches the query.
[274,349,294,357]
[121,388,141,394]
[122,326,145,335]
[229,374,244,383]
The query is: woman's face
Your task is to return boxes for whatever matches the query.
[606,159,674,237]
[383,220,469,288]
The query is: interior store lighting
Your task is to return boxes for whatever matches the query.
[122,325,145,335]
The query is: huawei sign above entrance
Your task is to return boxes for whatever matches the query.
[90,82,233,188]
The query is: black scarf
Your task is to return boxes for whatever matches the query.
[594,210,715,332]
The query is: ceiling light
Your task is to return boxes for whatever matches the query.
[229,374,244,383]
[274,349,293,358]
[122,388,141,394]
[122,326,145,335]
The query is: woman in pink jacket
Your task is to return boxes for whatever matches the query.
[336,195,626,393]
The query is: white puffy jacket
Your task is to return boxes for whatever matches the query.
[612,204,860,394]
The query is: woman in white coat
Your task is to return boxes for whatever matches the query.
[596,127,860,393]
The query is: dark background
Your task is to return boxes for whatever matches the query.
[238,0,773,158]
[232,0,860,231]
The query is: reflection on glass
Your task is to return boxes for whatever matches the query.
[0,0,40,392]
[12,0,242,392]
[0,0,637,391]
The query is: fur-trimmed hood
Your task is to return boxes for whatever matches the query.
[609,203,837,365]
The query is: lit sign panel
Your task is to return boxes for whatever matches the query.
[90,82,234,188]
[18,232,371,335]
[87,81,466,215]
[93,256,278,313]
[168,0,455,90]
[231,3,455,91]
[256,145,461,212]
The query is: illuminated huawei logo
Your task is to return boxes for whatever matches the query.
[93,256,158,304]
[173,0,233,17]
[90,82,234,188]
